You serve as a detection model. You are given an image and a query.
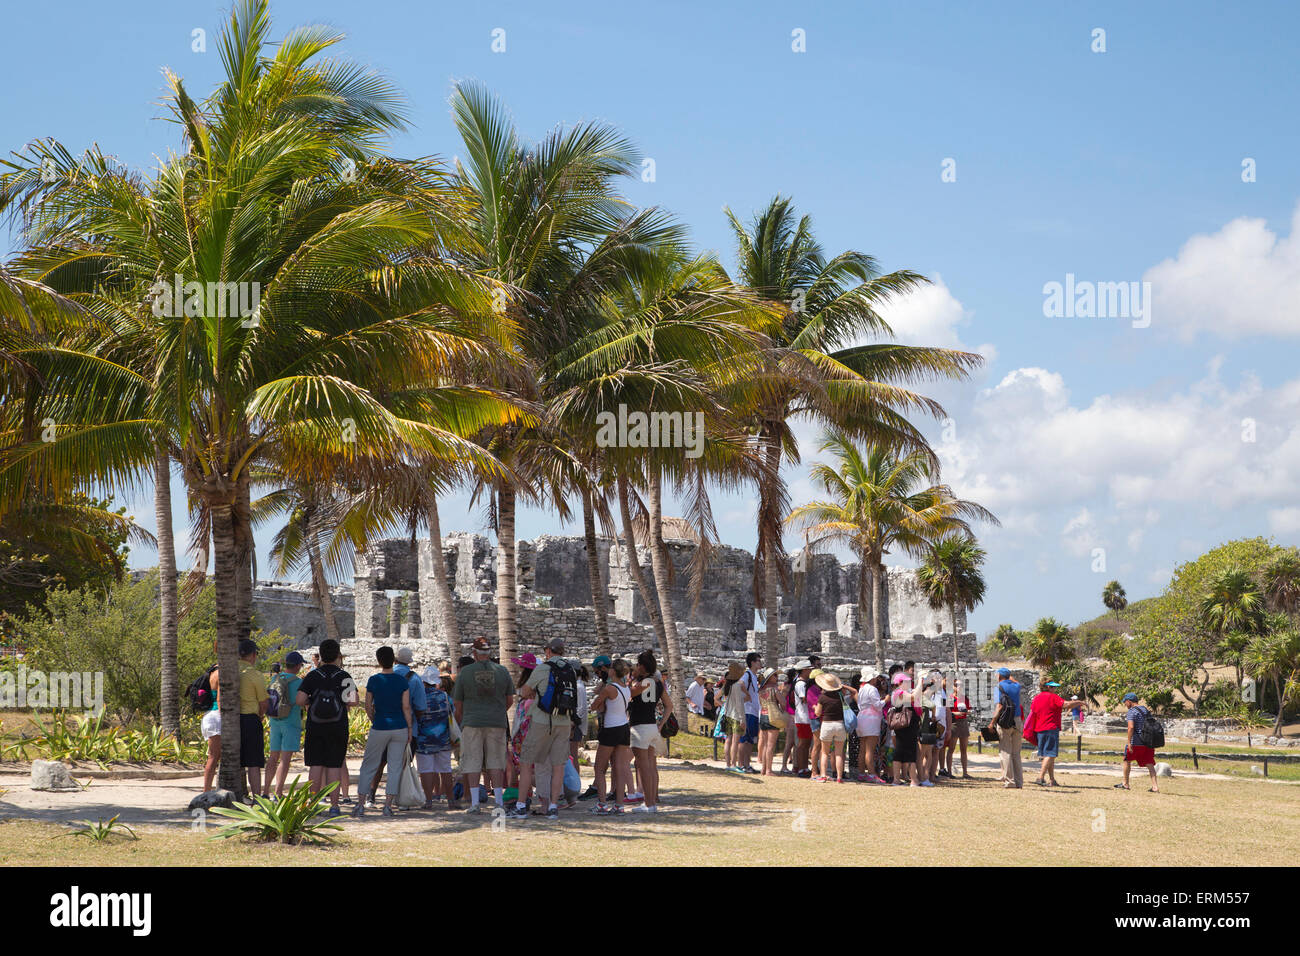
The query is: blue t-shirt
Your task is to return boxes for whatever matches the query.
[269,673,304,724]
[1125,705,1146,739]
[366,672,411,731]
[394,664,427,712]
[998,679,1023,718]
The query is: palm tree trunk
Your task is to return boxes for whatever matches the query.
[648,470,688,723]
[155,449,181,738]
[211,500,244,796]
[582,487,611,656]
[951,603,960,671]
[233,473,254,641]
[496,483,519,679]
[425,496,460,660]
[619,475,666,651]
[1274,676,1285,737]
[308,541,341,644]
[870,556,885,672]
[761,433,782,664]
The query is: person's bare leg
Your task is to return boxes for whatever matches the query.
[549,762,564,808]
[1122,760,1132,788]
[203,736,220,791]
[1148,765,1159,792]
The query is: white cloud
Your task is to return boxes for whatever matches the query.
[1269,507,1300,535]
[875,275,997,362]
[1145,202,1300,340]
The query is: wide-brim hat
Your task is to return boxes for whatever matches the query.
[421,665,442,683]
[809,668,825,680]
[815,672,843,692]
[512,653,538,669]
[725,662,744,681]
[758,667,778,685]
[794,659,813,671]
[859,666,878,683]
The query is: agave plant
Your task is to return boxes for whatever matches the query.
[67,814,137,843]
[209,778,342,845]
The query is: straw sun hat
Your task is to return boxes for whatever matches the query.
[814,672,843,692]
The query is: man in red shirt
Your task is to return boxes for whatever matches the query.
[1026,679,1071,786]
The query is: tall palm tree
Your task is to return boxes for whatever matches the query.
[1199,567,1265,681]
[916,533,988,670]
[723,196,982,661]
[2,1,502,792]
[787,431,997,670]
[1246,615,1300,737]
[1263,551,1300,619]
[1102,580,1127,627]
[1024,617,1074,669]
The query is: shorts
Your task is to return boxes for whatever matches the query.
[303,720,348,768]
[201,709,222,740]
[460,724,508,775]
[742,714,759,745]
[239,713,265,768]
[723,716,745,737]
[856,717,881,737]
[795,722,812,741]
[1036,728,1060,758]
[416,750,453,774]
[950,718,970,739]
[630,723,663,753]
[520,721,571,768]
[819,721,848,745]
[1125,744,1156,767]
[268,718,302,753]
[809,718,821,733]
[597,723,631,748]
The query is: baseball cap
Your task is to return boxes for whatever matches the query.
[1122,692,1138,702]
[592,654,613,668]
[285,651,305,667]
[421,665,442,683]
[471,637,491,653]
[546,637,565,653]
[396,646,415,664]
[997,667,1011,677]
[1046,680,1061,687]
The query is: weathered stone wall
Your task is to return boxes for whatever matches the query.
[250,581,354,647]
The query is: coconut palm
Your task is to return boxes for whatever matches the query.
[1102,580,1127,626]
[1,1,504,791]
[722,196,983,662]
[1024,617,1074,669]
[916,533,988,670]
[787,431,997,670]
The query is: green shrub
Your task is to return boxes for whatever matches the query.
[209,778,342,845]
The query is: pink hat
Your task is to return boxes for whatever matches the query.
[892,672,911,685]
[511,653,538,669]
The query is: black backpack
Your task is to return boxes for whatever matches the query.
[1134,706,1165,748]
[186,664,217,714]
[537,659,579,716]
[997,691,1018,729]
[307,668,347,724]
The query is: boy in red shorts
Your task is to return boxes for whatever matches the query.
[1119,692,1159,792]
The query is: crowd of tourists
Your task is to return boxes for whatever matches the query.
[193,638,1164,817]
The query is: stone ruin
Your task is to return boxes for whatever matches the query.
[251,527,997,698]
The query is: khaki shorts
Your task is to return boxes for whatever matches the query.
[819,720,848,744]
[950,719,970,739]
[520,721,571,768]
[460,724,507,775]
[630,723,664,753]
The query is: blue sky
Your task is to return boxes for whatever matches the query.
[5,1,1299,635]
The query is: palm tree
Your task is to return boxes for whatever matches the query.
[917,533,988,670]
[1263,551,1300,619]
[723,196,983,662]
[1024,617,1074,669]
[2,1,501,792]
[1245,615,1300,737]
[1102,580,1127,627]
[787,432,997,670]
[1200,567,1265,691]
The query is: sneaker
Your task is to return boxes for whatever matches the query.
[577,784,599,801]
[624,791,644,803]
[919,780,935,788]
[813,775,829,782]
[465,804,483,814]
[590,802,608,814]
[795,769,812,778]
[422,800,435,810]
[633,804,657,813]
[381,804,395,817]
[597,803,623,815]
[325,807,342,818]
[546,805,559,820]
[340,796,354,806]
[740,766,758,774]
[349,804,364,818]
[506,805,530,819]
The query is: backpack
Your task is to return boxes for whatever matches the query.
[307,668,347,724]
[187,664,218,713]
[537,659,579,716]
[997,691,1018,729]
[1134,706,1165,748]
[269,672,294,719]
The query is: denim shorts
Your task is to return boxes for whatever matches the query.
[1036,728,1060,758]
[741,714,759,744]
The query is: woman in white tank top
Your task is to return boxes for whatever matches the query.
[591,660,633,813]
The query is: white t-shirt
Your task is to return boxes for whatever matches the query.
[742,669,761,717]
[576,679,588,720]
[794,678,810,724]
[686,680,706,714]
[856,682,883,719]
[932,687,948,728]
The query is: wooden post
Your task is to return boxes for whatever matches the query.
[1077,735,1082,761]
[977,737,982,754]
[712,736,718,762]
[1264,755,1269,778]
[1191,746,1199,770]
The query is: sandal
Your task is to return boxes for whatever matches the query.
[1113,783,1129,789]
